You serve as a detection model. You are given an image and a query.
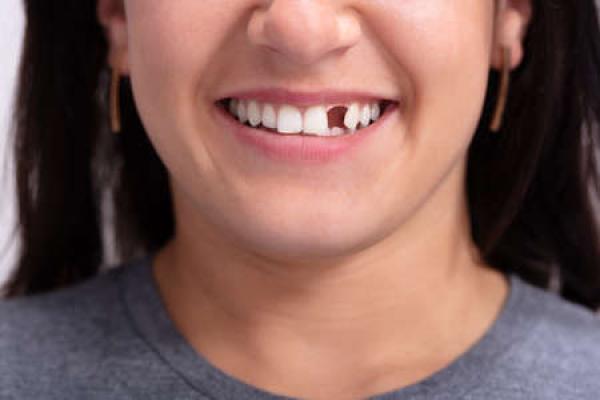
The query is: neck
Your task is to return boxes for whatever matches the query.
[152,166,509,397]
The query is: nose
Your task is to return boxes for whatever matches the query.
[248,0,362,66]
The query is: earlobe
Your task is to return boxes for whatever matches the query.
[110,48,130,76]
[97,0,129,74]
[491,43,522,72]
[491,0,532,71]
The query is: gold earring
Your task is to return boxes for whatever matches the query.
[489,46,511,133]
[110,65,121,134]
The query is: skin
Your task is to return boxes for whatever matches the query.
[98,1,532,398]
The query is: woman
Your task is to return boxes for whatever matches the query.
[1,0,599,398]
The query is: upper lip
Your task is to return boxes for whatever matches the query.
[217,88,398,107]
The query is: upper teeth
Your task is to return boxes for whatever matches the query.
[226,99,384,136]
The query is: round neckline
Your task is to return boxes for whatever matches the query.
[118,252,538,400]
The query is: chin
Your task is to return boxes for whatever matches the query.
[223,206,390,263]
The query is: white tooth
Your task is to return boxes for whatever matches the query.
[262,104,277,129]
[370,103,381,121]
[303,106,329,135]
[330,127,346,136]
[343,103,360,130]
[237,100,248,123]
[229,99,238,116]
[360,104,371,127]
[277,105,303,134]
[247,100,261,127]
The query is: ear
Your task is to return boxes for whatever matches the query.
[97,0,130,75]
[491,0,533,70]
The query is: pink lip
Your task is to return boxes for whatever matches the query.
[217,88,396,107]
[212,100,399,164]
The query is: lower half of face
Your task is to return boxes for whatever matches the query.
[125,0,495,260]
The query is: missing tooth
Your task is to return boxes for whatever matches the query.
[327,106,348,129]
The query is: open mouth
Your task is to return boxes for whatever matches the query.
[215,98,396,137]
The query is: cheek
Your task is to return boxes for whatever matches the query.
[368,0,494,150]
[124,0,235,172]
[126,0,234,78]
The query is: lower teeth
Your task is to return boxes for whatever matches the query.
[249,124,357,137]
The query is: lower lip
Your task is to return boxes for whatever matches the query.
[212,102,398,164]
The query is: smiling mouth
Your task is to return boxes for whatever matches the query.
[216,98,396,137]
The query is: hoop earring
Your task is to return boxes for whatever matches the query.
[110,66,121,134]
[489,46,511,133]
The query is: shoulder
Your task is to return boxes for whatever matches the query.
[483,276,600,399]
[0,259,202,399]
[520,279,600,360]
[0,266,129,396]
[0,266,124,340]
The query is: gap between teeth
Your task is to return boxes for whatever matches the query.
[225,99,384,136]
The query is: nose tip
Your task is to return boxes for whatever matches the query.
[248,0,361,66]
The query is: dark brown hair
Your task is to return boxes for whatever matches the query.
[3,0,600,310]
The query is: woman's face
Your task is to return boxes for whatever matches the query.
[100,0,529,261]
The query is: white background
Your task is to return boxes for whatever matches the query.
[0,0,23,287]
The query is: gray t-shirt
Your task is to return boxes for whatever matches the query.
[1,253,599,399]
